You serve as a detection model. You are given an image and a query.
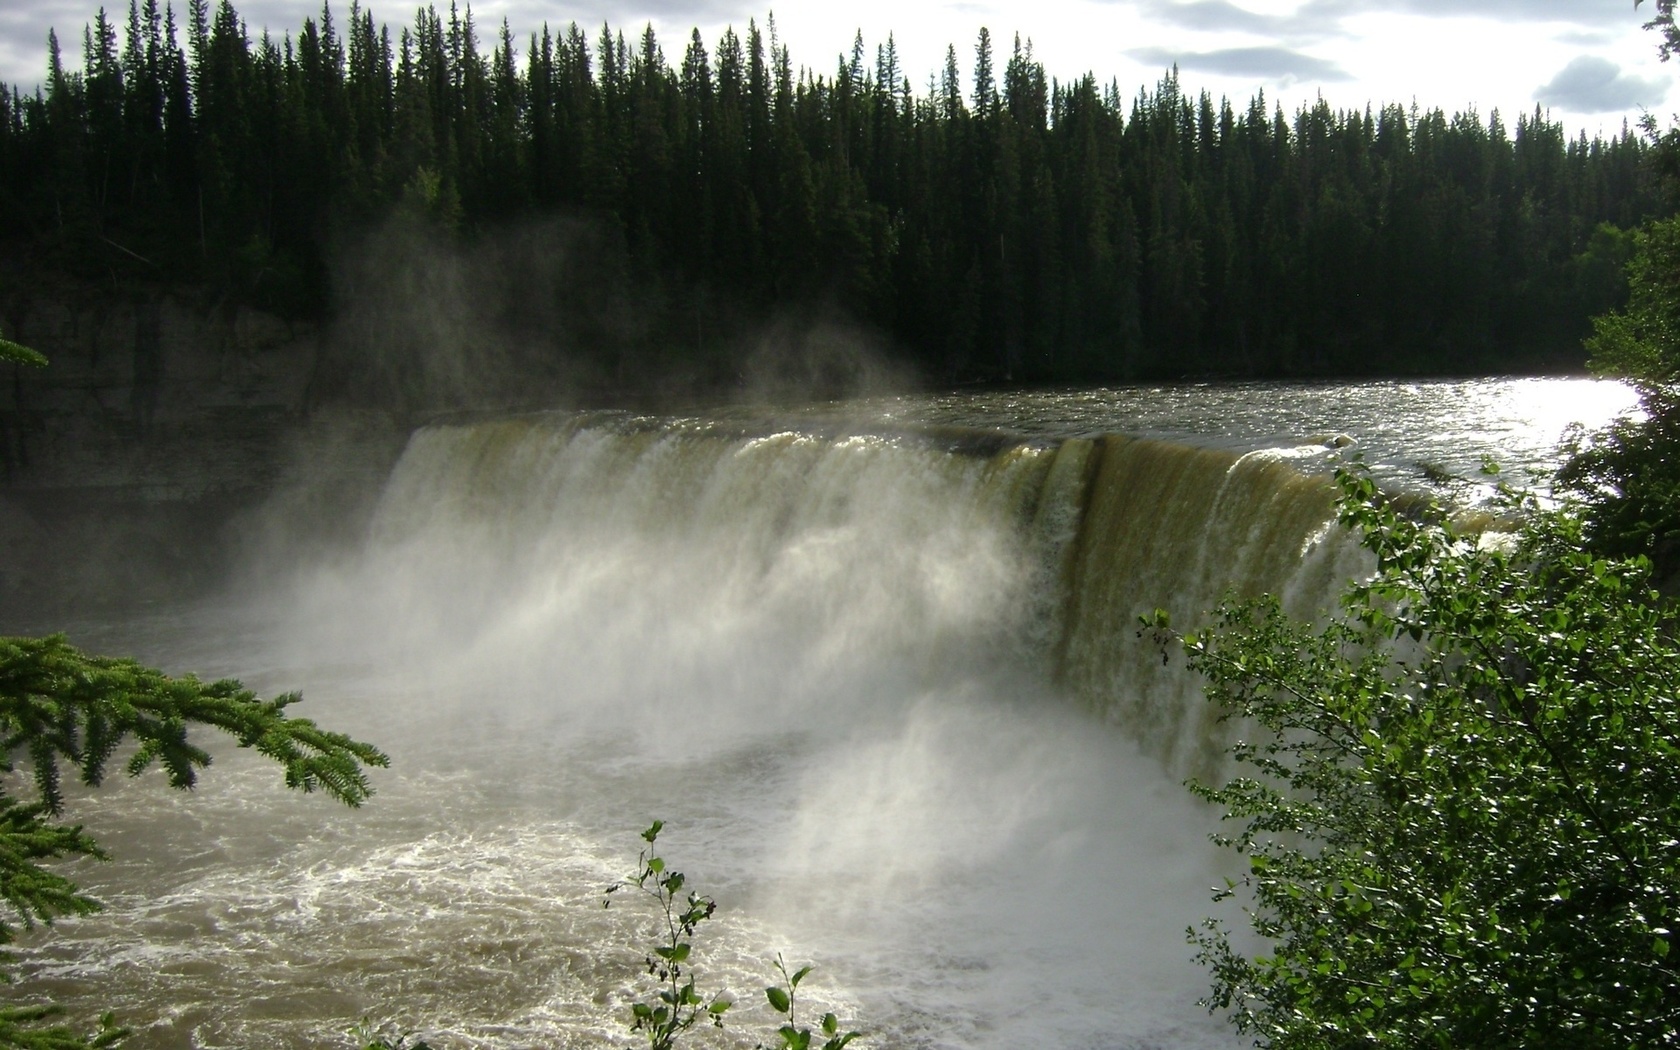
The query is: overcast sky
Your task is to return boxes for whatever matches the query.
[1,0,1672,135]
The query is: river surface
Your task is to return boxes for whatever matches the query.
[5,377,1636,1050]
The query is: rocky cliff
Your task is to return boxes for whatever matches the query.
[0,282,403,618]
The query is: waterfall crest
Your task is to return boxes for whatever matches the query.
[354,411,1364,773]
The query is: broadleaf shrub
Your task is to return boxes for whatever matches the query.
[1165,469,1680,1048]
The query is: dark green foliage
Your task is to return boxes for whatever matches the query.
[1555,4,1680,578]
[1560,215,1680,576]
[0,342,46,369]
[1558,387,1680,574]
[1577,214,1680,385]
[1162,469,1680,1048]
[1645,0,1680,63]
[0,794,103,949]
[0,4,1663,383]
[0,1007,122,1050]
[0,634,387,815]
[0,633,387,1049]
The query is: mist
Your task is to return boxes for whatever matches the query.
[317,208,920,421]
[32,370,1528,1047]
[22,408,1261,1048]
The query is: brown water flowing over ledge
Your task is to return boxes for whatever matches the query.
[362,414,1360,777]
[0,385,1622,1049]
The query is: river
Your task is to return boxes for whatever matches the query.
[6,377,1638,1049]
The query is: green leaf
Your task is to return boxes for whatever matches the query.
[778,1024,810,1050]
[766,986,791,1013]
[0,339,46,368]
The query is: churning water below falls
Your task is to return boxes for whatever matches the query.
[12,378,1638,1049]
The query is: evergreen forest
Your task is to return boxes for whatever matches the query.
[0,0,1668,388]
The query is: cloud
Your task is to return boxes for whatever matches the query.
[1384,0,1634,27]
[1134,0,1639,38]
[1129,44,1351,83]
[1138,1,1298,34]
[1133,0,1347,41]
[1557,29,1619,48]
[505,0,746,28]
[1535,55,1667,113]
[0,0,99,89]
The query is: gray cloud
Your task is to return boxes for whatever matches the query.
[1558,29,1619,47]
[1133,0,1346,41]
[1535,54,1668,112]
[1385,0,1634,27]
[499,0,745,28]
[1129,44,1351,83]
[1140,1,1299,34]
[1133,0,1641,38]
[0,0,93,89]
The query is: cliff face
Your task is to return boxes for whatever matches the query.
[1,287,318,490]
[0,282,399,619]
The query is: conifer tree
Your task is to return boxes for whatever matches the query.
[0,0,1665,379]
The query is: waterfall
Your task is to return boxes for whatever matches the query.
[1057,436,1368,776]
[345,411,1363,774]
[23,383,1626,1050]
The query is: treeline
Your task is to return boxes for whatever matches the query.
[0,0,1666,384]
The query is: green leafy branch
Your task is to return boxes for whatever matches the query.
[0,341,46,369]
[758,955,860,1050]
[606,823,864,1050]
[0,634,388,817]
[0,1007,122,1050]
[0,633,388,1049]
[605,821,733,1050]
[1160,467,1680,1048]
